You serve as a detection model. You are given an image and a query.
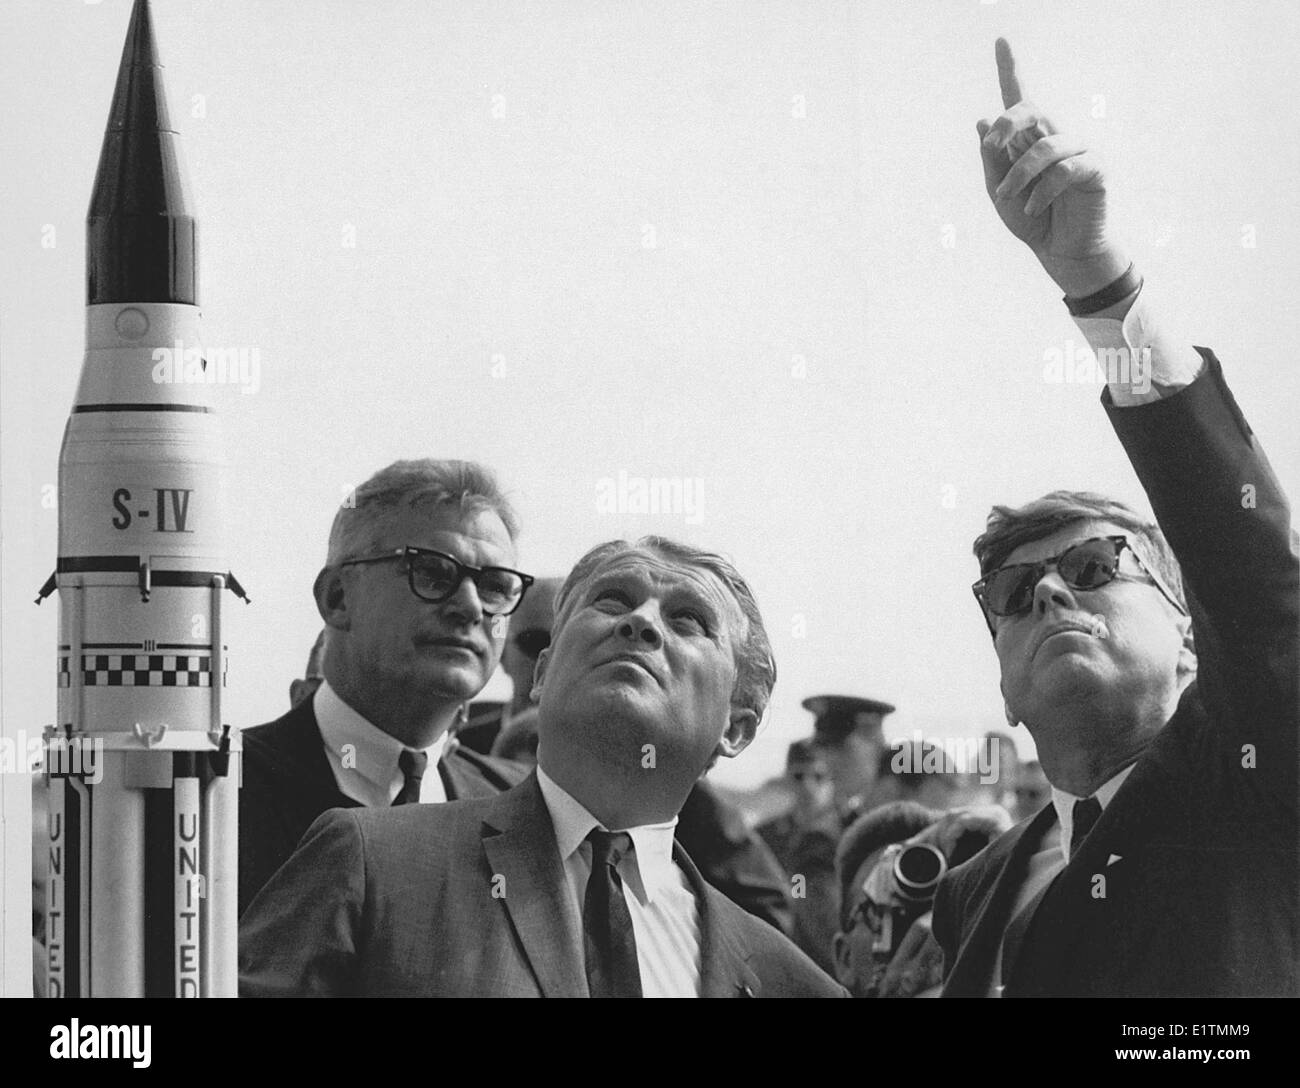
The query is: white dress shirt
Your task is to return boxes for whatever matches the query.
[1050,761,1136,865]
[536,766,701,998]
[313,678,449,806]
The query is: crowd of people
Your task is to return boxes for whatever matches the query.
[38,38,1300,998]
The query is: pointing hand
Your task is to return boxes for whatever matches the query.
[976,39,1128,297]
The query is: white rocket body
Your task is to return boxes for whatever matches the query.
[44,0,242,1000]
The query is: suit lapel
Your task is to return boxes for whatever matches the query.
[439,742,506,802]
[1071,743,1175,863]
[438,746,462,800]
[675,844,761,998]
[480,773,588,997]
[1010,750,1175,993]
[950,804,1057,995]
[276,699,359,809]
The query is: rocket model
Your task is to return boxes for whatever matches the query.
[37,0,246,998]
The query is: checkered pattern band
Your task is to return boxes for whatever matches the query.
[58,653,227,688]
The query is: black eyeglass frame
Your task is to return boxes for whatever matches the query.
[971,534,1187,635]
[338,546,535,616]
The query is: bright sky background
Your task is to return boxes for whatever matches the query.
[3,0,1298,802]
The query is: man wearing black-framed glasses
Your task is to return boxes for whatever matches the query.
[929,40,1297,1000]
[241,534,845,996]
[238,459,530,914]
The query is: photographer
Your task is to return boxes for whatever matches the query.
[833,803,1010,998]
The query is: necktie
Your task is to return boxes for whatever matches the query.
[583,830,642,998]
[1070,796,1102,857]
[392,749,428,805]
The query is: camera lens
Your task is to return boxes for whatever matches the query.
[892,843,947,902]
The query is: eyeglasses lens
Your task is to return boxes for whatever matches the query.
[410,553,460,599]
[409,553,524,613]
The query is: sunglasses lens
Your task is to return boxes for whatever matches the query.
[980,538,1129,622]
[987,565,1039,616]
[1060,538,1121,589]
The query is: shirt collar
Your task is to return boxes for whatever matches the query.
[314,677,449,800]
[536,764,680,906]
[1050,760,1137,862]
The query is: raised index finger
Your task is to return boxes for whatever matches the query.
[996,37,1024,108]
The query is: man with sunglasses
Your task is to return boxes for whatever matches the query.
[930,41,1298,997]
[238,459,530,914]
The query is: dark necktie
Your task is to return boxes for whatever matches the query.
[392,749,428,806]
[1070,796,1102,856]
[583,830,642,998]
[1001,800,1098,988]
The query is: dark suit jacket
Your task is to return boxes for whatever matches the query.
[757,809,844,972]
[238,696,528,914]
[239,772,846,997]
[933,351,1299,997]
[675,779,795,938]
[400,707,793,933]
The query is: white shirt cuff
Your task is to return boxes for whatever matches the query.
[1071,282,1205,407]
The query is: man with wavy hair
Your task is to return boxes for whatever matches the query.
[932,41,1297,997]
[240,535,844,997]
